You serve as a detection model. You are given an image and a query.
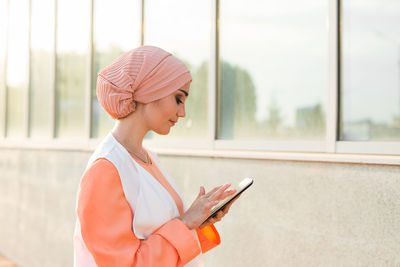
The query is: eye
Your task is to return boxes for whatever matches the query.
[176,97,183,104]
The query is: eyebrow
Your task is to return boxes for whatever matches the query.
[178,89,189,97]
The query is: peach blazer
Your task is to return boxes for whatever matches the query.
[73,133,220,267]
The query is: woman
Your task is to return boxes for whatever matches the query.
[74,46,236,267]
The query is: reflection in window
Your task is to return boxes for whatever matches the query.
[341,0,400,141]
[92,0,140,138]
[144,0,210,140]
[55,0,90,138]
[30,0,55,138]
[6,0,29,138]
[219,0,327,140]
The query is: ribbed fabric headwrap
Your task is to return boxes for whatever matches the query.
[97,45,192,119]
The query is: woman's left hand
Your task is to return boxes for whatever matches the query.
[199,197,238,228]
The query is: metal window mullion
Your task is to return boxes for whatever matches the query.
[209,0,218,148]
[140,0,144,45]
[51,0,57,138]
[1,0,10,138]
[85,0,94,139]
[26,0,32,138]
[326,0,340,153]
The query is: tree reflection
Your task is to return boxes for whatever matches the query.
[56,52,87,137]
[56,48,327,140]
[220,60,326,140]
[220,61,257,139]
[169,59,209,138]
[295,103,325,137]
[264,97,282,135]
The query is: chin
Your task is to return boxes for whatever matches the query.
[154,128,171,135]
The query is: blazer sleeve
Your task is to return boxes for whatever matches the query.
[196,225,221,253]
[77,158,201,267]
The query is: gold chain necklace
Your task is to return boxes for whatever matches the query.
[126,146,150,164]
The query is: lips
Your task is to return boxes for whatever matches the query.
[169,120,176,126]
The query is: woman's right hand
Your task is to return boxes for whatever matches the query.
[178,184,236,230]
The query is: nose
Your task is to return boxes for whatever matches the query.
[177,103,186,118]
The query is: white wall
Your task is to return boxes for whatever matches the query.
[1,148,399,266]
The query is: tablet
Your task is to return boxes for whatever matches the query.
[203,177,254,223]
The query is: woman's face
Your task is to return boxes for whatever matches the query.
[143,82,190,135]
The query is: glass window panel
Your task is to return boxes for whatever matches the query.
[144,0,210,140]
[341,0,400,141]
[219,0,328,140]
[6,0,29,138]
[0,0,7,136]
[30,0,55,138]
[91,0,140,139]
[55,0,90,138]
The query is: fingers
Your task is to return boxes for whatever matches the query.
[208,217,217,224]
[203,216,217,226]
[210,184,236,201]
[226,198,236,208]
[205,183,232,197]
[184,184,237,230]
[204,186,221,197]
[204,183,236,200]
[210,184,230,200]
[222,199,235,213]
[219,189,236,200]
[200,204,230,228]
[207,199,220,209]
[204,211,224,226]
[200,186,206,195]
[215,211,224,220]
[196,186,206,200]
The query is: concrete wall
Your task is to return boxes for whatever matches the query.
[1,148,400,267]
[0,149,86,267]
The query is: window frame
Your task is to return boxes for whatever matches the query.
[0,0,399,162]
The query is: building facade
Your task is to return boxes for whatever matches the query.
[1,0,400,266]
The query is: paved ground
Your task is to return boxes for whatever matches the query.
[0,255,18,267]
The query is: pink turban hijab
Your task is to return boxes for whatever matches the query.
[97,45,192,119]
